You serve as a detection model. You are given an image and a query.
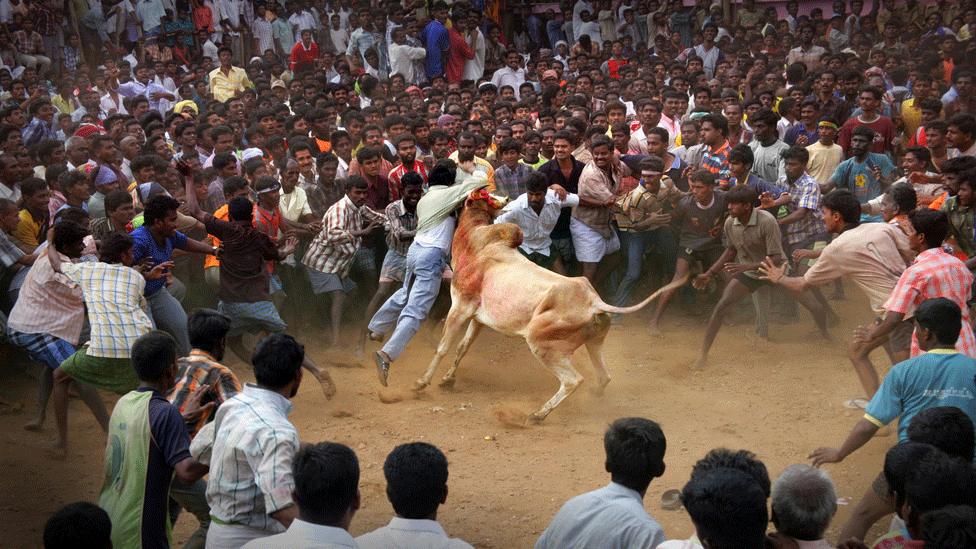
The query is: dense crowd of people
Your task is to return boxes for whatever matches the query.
[1,0,975,546]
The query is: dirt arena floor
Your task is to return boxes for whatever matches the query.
[1,283,896,548]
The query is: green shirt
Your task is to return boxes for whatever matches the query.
[941,195,975,257]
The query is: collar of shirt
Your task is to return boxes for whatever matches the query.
[926,348,959,355]
[284,519,357,547]
[385,517,450,537]
[189,349,219,362]
[912,247,944,265]
[243,383,293,415]
[604,481,644,503]
[732,208,759,227]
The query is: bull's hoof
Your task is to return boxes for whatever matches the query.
[413,379,430,392]
[588,383,607,397]
[527,412,547,425]
[438,376,456,389]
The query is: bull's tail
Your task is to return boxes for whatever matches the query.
[593,273,690,315]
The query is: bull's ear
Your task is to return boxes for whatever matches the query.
[468,189,485,200]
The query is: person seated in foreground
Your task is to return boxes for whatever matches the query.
[770,464,837,548]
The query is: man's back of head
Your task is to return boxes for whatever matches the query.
[681,467,769,549]
[383,442,449,520]
[771,464,837,542]
[603,417,667,494]
[43,502,112,549]
[292,442,360,528]
[907,406,975,462]
[252,333,305,394]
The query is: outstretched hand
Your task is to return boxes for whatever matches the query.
[757,256,785,282]
[809,446,844,467]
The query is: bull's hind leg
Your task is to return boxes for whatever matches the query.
[440,319,482,388]
[415,305,472,391]
[584,337,612,395]
[527,346,584,423]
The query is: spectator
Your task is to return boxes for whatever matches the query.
[43,502,112,549]
[770,465,837,548]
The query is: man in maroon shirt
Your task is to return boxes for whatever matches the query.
[444,9,474,84]
[838,85,895,157]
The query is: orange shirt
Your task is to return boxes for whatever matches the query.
[203,204,229,270]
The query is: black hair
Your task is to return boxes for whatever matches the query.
[700,113,728,136]
[885,184,917,214]
[98,232,133,264]
[681,467,769,549]
[52,221,88,254]
[227,196,254,223]
[243,157,265,177]
[526,171,548,193]
[851,125,876,142]
[921,505,976,549]
[104,189,133,214]
[729,144,754,166]
[914,297,963,346]
[252,333,304,389]
[750,108,780,128]
[58,170,87,194]
[949,113,976,138]
[908,209,949,249]
[902,450,976,522]
[603,417,667,493]
[428,159,457,187]
[43,501,112,549]
[292,442,360,524]
[187,309,232,355]
[884,442,937,504]
[383,442,449,519]
[726,185,758,205]
[780,145,810,164]
[400,171,423,190]
[689,447,771,497]
[131,331,178,382]
[822,189,862,225]
[222,175,250,197]
[689,169,717,187]
[908,406,976,462]
[345,175,369,191]
[20,177,47,197]
[356,146,380,164]
[143,195,180,227]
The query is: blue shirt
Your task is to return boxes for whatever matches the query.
[421,20,449,78]
[130,225,188,296]
[830,152,895,221]
[864,349,976,442]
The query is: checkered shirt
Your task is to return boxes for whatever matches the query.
[384,199,417,256]
[168,350,242,439]
[779,172,828,245]
[7,250,85,344]
[884,248,976,357]
[61,262,153,359]
[13,30,44,55]
[700,140,731,186]
[493,163,536,199]
[303,195,385,275]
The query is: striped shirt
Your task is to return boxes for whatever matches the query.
[168,350,242,439]
[198,384,299,533]
[700,140,731,186]
[60,261,153,359]
[385,199,418,256]
[303,195,385,275]
[7,250,85,344]
[388,161,429,201]
[884,248,976,358]
[779,172,828,245]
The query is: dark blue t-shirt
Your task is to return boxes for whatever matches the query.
[142,388,192,549]
[130,226,188,296]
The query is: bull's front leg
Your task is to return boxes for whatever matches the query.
[440,319,483,388]
[415,306,472,391]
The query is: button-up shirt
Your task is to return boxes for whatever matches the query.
[387,161,429,201]
[169,350,242,439]
[384,199,417,256]
[7,249,84,344]
[495,190,579,256]
[208,66,253,103]
[574,160,625,237]
[493,163,535,199]
[130,226,188,296]
[346,25,375,64]
[724,208,785,278]
[357,518,472,549]
[117,78,172,114]
[700,140,731,186]
[779,172,827,245]
[941,194,975,257]
[421,19,449,78]
[245,519,358,548]
[60,261,153,358]
[490,66,527,99]
[252,17,274,54]
[884,248,976,358]
[192,384,299,533]
[12,29,43,54]
[535,482,666,549]
[303,195,385,275]
[301,177,345,220]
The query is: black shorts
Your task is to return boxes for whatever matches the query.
[679,247,724,271]
[519,248,557,270]
[734,273,771,292]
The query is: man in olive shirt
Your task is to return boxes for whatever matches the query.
[692,185,829,367]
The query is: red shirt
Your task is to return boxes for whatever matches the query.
[838,115,896,156]
[387,160,429,201]
[290,41,318,72]
[445,28,474,84]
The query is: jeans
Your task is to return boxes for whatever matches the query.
[368,243,446,361]
[148,286,190,356]
[612,227,676,306]
[169,478,210,549]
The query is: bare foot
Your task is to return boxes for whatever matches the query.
[692,356,708,369]
[648,324,663,337]
[313,370,337,400]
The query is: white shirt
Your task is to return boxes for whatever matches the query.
[495,190,579,256]
[535,482,666,549]
[490,66,526,100]
[356,517,472,549]
[388,42,426,84]
[413,216,455,251]
[191,384,299,534]
[462,27,486,82]
[578,20,602,45]
[0,181,19,202]
[279,186,312,222]
[571,0,593,41]
[289,10,316,42]
[100,93,128,116]
[243,519,358,549]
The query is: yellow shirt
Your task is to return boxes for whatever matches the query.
[13,209,43,250]
[901,98,923,140]
[208,66,253,103]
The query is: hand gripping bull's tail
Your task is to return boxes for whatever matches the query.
[593,273,691,315]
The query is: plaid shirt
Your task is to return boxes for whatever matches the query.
[193,385,298,532]
[700,140,731,186]
[941,195,975,258]
[779,172,828,245]
[384,199,417,256]
[493,163,536,199]
[387,161,429,201]
[0,230,23,274]
[168,350,242,439]
[30,4,57,37]
[300,177,345,220]
[303,195,385,275]
[13,30,44,55]
[884,248,976,358]
[61,261,153,358]
[7,250,85,344]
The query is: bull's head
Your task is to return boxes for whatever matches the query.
[465,188,509,217]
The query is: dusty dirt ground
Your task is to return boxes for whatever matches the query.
[0,283,896,548]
